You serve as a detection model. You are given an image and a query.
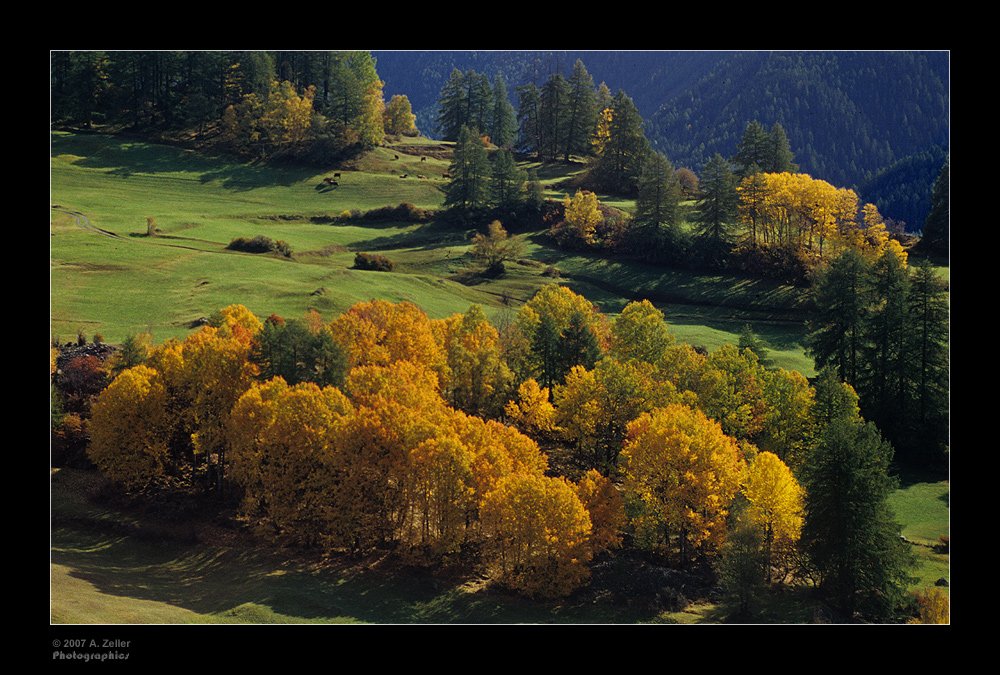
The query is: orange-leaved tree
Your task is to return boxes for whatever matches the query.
[329,299,447,386]
[480,472,593,598]
[574,468,625,556]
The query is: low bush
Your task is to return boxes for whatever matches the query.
[354,252,394,272]
[360,202,434,223]
[227,235,293,257]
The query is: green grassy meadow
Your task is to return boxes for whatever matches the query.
[50,130,815,374]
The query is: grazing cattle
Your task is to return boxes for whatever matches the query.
[334,172,341,178]
[323,177,338,186]
[417,174,426,179]
[400,174,407,178]
[394,154,399,160]
[442,173,452,179]
[420,156,426,162]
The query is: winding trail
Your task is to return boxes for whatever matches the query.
[51,208,125,240]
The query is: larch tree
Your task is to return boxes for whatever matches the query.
[805,248,872,390]
[489,74,517,149]
[591,90,648,195]
[562,59,598,161]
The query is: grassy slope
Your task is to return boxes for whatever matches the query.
[50,130,814,374]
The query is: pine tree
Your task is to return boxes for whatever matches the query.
[539,73,570,161]
[858,245,910,438]
[489,149,526,211]
[733,120,771,178]
[805,248,872,389]
[635,151,682,231]
[591,91,649,195]
[515,83,542,156]
[562,59,598,161]
[490,74,517,149]
[693,153,739,245]
[919,156,949,256]
[800,417,917,619]
[901,260,950,460]
[444,125,490,213]
[436,68,468,142]
[766,122,799,173]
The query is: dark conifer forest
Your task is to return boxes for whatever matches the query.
[373,50,949,230]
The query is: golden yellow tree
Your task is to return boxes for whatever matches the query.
[702,344,769,442]
[621,404,746,562]
[358,79,386,147]
[433,304,514,418]
[560,189,602,246]
[555,358,687,471]
[330,299,447,386]
[88,364,171,489]
[150,318,260,472]
[574,468,625,555]
[504,378,561,440]
[909,587,949,624]
[740,450,804,581]
[383,94,417,135]
[481,473,593,598]
[610,299,675,365]
[226,378,354,546]
[592,107,613,155]
[758,367,817,469]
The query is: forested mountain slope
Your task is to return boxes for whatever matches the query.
[374,50,949,229]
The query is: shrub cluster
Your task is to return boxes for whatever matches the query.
[360,202,434,223]
[227,235,293,257]
[353,252,394,272]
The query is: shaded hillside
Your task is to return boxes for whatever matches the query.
[374,49,949,229]
[645,51,949,229]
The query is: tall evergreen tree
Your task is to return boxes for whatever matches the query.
[694,152,739,244]
[902,260,950,460]
[591,91,649,195]
[490,74,518,149]
[490,149,527,211]
[919,156,950,256]
[445,125,490,213]
[635,151,682,230]
[562,59,598,162]
[800,417,917,619]
[858,245,910,438]
[733,120,771,178]
[805,248,872,390]
[515,83,542,155]
[436,68,469,142]
[766,122,799,173]
[539,73,570,161]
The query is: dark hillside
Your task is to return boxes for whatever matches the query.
[374,49,949,229]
